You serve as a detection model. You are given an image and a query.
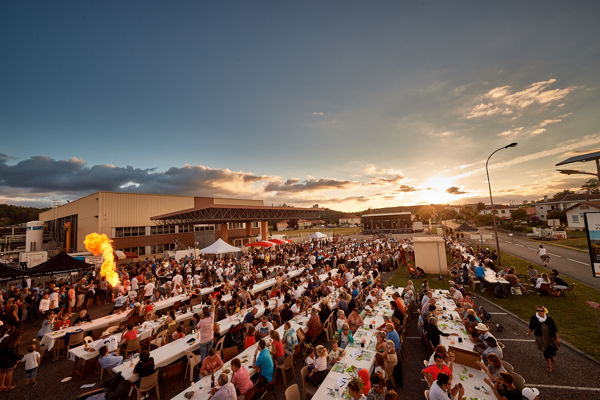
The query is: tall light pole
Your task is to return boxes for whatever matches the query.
[486,142,518,267]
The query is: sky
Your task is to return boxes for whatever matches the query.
[1,1,599,211]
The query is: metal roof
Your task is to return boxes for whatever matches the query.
[556,151,600,166]
[361,212,411,218]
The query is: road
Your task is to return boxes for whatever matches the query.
[475,230,600,289]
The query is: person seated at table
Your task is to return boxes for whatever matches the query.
[428,373,464,400]
[328,339,345,365]
[282,321,298,355]
[143,299,154,316]
[474,264,486,291]
[385,323,401,351]
[54,313,71,331]
[205,373,236,400]
[73,310,91,325]
[535,273,551,295]
[253,340,274,391]
[171,325,185,341]
[426,316,459,348]
[422,353,454,386]
[318,300,331,323]
[199,349,224,376]
[347,308,364,334]
[256,316,274,338]
[111,293,129,314]
[304,345,315,371]
[243,308,258,325]
[482,336,503,360]
[361,299,375,319]
[367,373,387,400]
[308,344,328,385]
[550,270,569,295]
[372,352,386,380]
[243,326,257,349]
[336,323,355,349]
[98,345,123,371]
[484,371,521,400]
[347,376,367,400]
[306,308,322,342]
[373,330,385,353]
[336,309,348,331]
[464,312,480,335]
[390,301,404,327]
[230,357,253,397]
[121,324,139,343]
[269,331,285,365]
[133,350,155,379]
[477,353,506,381]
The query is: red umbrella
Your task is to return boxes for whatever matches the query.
[246,241,276,248]
[268,238,288,245]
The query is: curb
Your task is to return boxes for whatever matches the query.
[475,295,600,366]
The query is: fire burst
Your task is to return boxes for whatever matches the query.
[84,233,120,287]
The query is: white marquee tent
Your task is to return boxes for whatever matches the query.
[198,238,241,254]
[307,231,328,240]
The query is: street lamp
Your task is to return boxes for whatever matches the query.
[486,142,518,268]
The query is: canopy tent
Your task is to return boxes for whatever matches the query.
[246,241,276,248]
[307,232,328,240]
[0,263,28,282]
[27,251,94,277]
[268,238,292,245]
[199,238,241,254]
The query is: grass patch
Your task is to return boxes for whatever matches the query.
[386,251,600,361]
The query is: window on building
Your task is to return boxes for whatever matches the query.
[150,225,176,235]
[118,246,146,256]
[194,224,215,232]
[115,226,146,238]
[252,221,260,228]
[227,222,246,229]
[149,242,176,254]
[572,215,579,223]
[178,224,194,233]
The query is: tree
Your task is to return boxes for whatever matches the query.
[552,189,574,200]
[581,179,599,194]
[546,209,567,225]
[510,208,527,221]
[476,202,486,212]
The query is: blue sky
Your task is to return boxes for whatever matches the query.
[1,1,599,210]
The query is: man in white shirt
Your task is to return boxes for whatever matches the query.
[172,273,183,286]
[429,373,464,400]
[38,293,50,315]
[143,281,155,298]
[131,277,139,291]
[49,288,59,312]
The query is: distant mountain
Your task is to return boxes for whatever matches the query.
[0,204,49,226]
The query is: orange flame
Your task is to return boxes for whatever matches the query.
[84,233,120,287]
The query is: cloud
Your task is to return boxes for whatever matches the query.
[264,178,357,193]
[397,185,418,192]
[364,164,404,177]
[466,78,577,119]
[498,127,524,137]
[312,112,325,116]
[530,128,546,136]
[446,186,468,195]
[0,156,274,199]
[539,119,562,127]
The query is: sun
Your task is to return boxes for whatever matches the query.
[420,175,458,204]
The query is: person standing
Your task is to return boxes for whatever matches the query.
[527,306,559,372]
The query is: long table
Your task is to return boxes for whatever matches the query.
[312,287,396,399]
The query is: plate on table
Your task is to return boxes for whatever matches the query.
[332,363,346,373]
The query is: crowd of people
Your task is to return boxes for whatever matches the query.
[0,234,549,399]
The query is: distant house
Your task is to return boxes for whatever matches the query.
[297,219,312,229]
[478,205,520,219]
[535,194,600,220]
[339,215,361,225]
[565,201,600,230]
[276,220,289,231]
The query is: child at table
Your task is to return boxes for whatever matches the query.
[328,340,345,365]
[304,346,315,372]
[244,326,256,349]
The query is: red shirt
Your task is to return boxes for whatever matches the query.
[123,329,138,341]
[244,335,256,349]
[273,340,284,357]
[423,364,452,381]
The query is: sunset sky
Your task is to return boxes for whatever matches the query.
[1,1,599,211]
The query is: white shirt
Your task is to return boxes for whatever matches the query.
[39,298,50,312]
[131,277,139,290]
[429,381,450,400]
[23,351,40,370]
[291,303,301,314]
[538,248,547,256]
[172,274,183,285]
[49,292,59,309]
[144,282,155,297]
[315,355,327,371]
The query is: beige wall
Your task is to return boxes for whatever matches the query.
[98,192,194,233]
[413,237,447,275]
[39,192,101,252]
[213,197,264,206]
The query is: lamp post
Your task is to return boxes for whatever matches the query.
[486,142,518,268]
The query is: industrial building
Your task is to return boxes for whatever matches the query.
[361,212,413,234]
[38,192,321,257]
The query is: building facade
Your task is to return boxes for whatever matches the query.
[38,192,263,256]
[565,201,600,230]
